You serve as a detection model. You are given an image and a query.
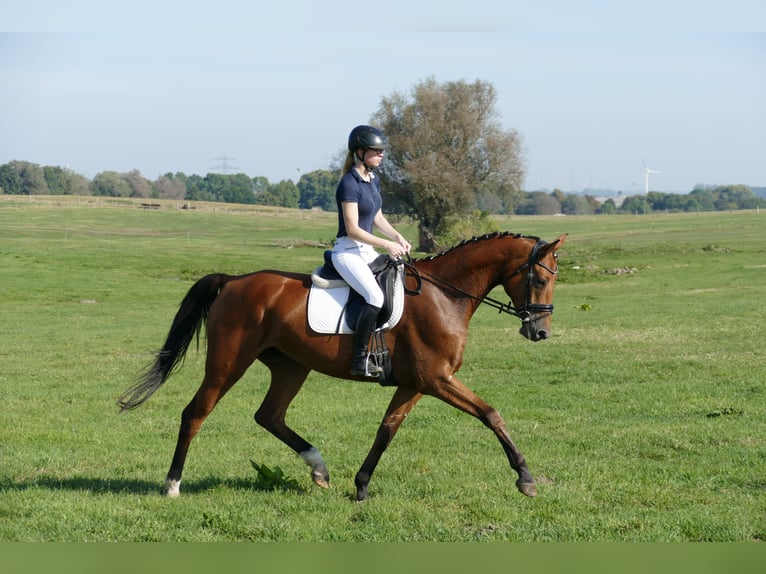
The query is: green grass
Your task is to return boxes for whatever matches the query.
[1,196,764,541]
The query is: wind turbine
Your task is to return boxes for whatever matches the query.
[642,159,661,194]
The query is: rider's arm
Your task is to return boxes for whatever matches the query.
[373,211,411,254]
[341,202,408,258]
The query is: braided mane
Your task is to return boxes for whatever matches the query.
[418,231,539,262]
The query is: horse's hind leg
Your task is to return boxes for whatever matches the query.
[255,351,329,488]
[165,368,245,497]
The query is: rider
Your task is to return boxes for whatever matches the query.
[331,125,412,376]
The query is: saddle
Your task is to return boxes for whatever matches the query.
[309,251,403,332]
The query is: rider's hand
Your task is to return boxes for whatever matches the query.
[386,241,406,259]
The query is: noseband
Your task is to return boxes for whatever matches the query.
[402,239,558,324]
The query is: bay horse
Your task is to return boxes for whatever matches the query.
[118,231,566,501]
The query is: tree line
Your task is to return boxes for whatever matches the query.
[2,158,761,216]
[2,77,763,251]
[0,161,331,210]
[517,185,765,215]
[0,160,766,215]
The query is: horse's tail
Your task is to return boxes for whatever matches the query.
[117,273,234,412]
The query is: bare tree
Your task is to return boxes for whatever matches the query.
[122,169,153,198]
[154,173,187,200]
[373,77,525,251]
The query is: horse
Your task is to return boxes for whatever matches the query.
[118,231,566,501]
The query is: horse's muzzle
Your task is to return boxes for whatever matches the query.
[519,322,550,341]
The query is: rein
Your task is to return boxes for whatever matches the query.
[401,239,558,323]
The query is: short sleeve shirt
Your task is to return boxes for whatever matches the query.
[335,169,383,237]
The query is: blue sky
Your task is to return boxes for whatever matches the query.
[2,2,764,193]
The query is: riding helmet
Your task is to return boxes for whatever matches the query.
[348,125,389,151]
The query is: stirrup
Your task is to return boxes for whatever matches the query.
[351,355,382,377]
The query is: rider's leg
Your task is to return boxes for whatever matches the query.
[350,302,382,376]
[331,239,385,377]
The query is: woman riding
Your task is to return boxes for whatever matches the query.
[331,125,412,376]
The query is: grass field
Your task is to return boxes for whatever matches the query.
[0,195,764,542]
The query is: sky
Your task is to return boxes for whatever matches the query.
[2,2,765,194]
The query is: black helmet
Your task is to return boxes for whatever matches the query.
[348,125,388,151]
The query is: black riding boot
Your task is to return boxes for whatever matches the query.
[350,303,383,376]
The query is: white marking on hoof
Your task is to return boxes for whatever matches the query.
[165,478,181,498]
[300,447,330,488]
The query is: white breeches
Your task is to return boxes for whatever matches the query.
[331,236,384,308]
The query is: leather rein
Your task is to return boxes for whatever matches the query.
[401,239,558,324]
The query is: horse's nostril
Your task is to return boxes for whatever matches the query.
[537,330,548,340]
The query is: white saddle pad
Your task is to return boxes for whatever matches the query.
[307,271,405,335]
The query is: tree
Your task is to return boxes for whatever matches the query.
[193,173,253,204]
[42,166,70,195]
[560,193,594,215]
[203,173,231,202]
[0,161,25,194]
[298,169,338,210]
[252,176,269,198]
[620,195,649,214]
[583,194,601,213]
[255,180,299,208]
[600,198,617,214]
[43,166,90,196]
[646,191,667,211]
[690,187,715,211]
[91,171,131,197]
[713,184,759,210]
[221,173,256,204]
[153,173,187,200]
[517,191,561,215]
[0,160,48,195]
[121,169,152,198]
[372,77,525,252]
[183,174,215,201]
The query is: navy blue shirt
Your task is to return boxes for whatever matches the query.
[335,169,383,238]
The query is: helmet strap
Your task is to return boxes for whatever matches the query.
[355,149,376,174]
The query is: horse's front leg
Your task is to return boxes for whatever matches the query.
[355,386,422,502]
[427,374,537,497]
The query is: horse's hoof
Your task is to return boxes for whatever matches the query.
[165,478,181,498]
[516,480,538,497]
[312,471,330,489]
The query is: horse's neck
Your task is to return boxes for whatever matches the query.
[420,242,507,298]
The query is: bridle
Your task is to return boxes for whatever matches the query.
[508,238,558,323]
[401,239,558,324]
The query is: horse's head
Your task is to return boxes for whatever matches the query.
[505,234,567,342]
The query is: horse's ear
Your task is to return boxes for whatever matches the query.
[543,233,567,254]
